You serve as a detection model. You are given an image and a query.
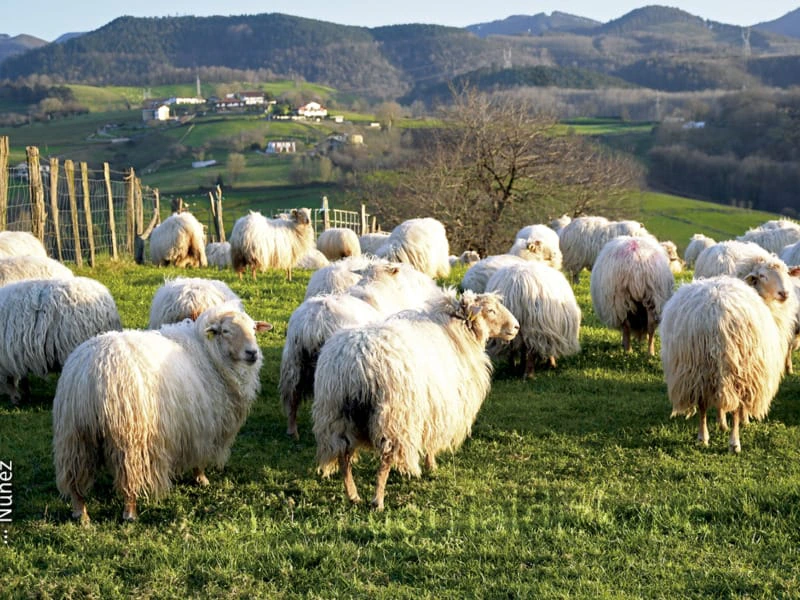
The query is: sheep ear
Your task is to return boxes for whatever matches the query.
[255,321,273,333]
[290,209,298,219]
[205,325,219,339]
[467,304,482,321]
[388,266,400,276]
[744,273,758,287]
[789,266,800,277]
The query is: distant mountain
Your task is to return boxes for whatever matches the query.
[54,32,87,44]
[0,33,47,63]
[754,7,800,38]
[466,11,599,38]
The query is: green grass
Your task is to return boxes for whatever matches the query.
[2,245,800,596]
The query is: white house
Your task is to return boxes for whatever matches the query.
[266,140,297,154]
[239,91,265,106]
[142,105,170,122]
[297,101,328,118]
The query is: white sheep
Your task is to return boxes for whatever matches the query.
[508,231,563,271]
[738,219,800,254]
[485,261,581,378]
[0,231,48,259]
[52,302,273,522]
[590,235,675,355]
[661,275,788,453]
[461,254,529,293]
[559,216,650,283]
[148,277,243,329]
[313,289,519,510]
[660,240,685,275]
[550,214,572,232]
[780,240,800,266]
[206,241,231,270]
[693,240,772,279]
[0,277,122,404]
[376,217,451,279]
[359,232,390,255]
[149,212,208,268]
[683,233,716,269]
[448,250,481,268]
[295,248,330,270]
[229,208,315,281]
[304,255,385,299]
[0,255,73,286]
[316,228,362,261]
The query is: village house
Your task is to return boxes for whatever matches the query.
[297,101,328,119]
[238,91,266,106]
[142,104,170,122]
[266,140,297,154]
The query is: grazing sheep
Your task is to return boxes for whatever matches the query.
[485,261,581,378]
[0,277,122,404]
[550,214,572,232]
[304,255,385,299]
[683,234,715,269]
[0,231,48,259]
[317,228,362,261]
[359,232,390,255]
[376,217,451,279]
[559,216,650,283]
[149,212,208,268]
[229,208,315,281]
[148,277,243,329]
[461,254,528,293]
[661,275,787,453]
[738,219,800,254]
[509,230,563,271]
[313,289,519,510]
[660,241,685,275]
[296,248,330,270]
[515,224,561,249]
[52,302,272,522]
[206,242,231,270]
[0,255,73,286]
[693,240,772,280]
[449,250,481,268]
[780,240,800,267]
[590,235,674,355]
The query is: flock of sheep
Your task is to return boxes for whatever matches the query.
[3,206,800,520]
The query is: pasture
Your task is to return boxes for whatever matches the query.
[2,232,800,596]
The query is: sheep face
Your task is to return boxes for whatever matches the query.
[745,261,792,305]
[203,311,272,364]
[291,208,312,226]
[460,292,519,343]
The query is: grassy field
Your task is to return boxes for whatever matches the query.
[2,199,800,596]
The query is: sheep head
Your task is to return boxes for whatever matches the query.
[458,291,519,344]
[199,304,272,365]
[291,207,312,226]
[744,259,792,305]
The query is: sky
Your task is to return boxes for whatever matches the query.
[5,1,800,42]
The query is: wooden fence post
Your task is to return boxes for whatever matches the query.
[135,187,160,265]
[360,204,368,235]
[135,178,144,237]
[26,146,46,242]
[208,184,225,243]
[80,162,95,267]
[49,157,62,261]
[103,163,118,261]
[125,168,135,255]
[65,160,82,267]
[321,195,330,231]
[371,216,377,233]
[0,136,8,231]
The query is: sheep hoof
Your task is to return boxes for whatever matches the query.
[370,498,385,511]
[696,437,709,447]
[72,510,90,526]
[286,427,299,441]
[195,473,210,487]
[348,495,362,505]
[122,511,137,522]
[729,443,741,454]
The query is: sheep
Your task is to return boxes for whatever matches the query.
[359,232,390,255]
[515,224,561,249]
[304,255,386,299]
[590,235,675,356]
[461,254,528,293]
[485,261,581,378]
[206,241,231,270]
[0,277,122,404]
[149,212,208,268]
[738,219,800,254]
[780,240,800,267]
[296,248,330,270]
[52,302,273,522]
[508,231,563,271]
[660,240,685,275]
[683,233,715,269]
[376,217,451,279]
[550,214,572,232]
[312,289,519,510]
[559,216,650,283]
[229,208,315,281]
[148,277,243,329]
[693,240,772,279]
[0,230,48,259]
[316,228,361,261]
[0,255,73,286]
[660,275,788,453]
[282,261,443,438]
[448,250,481,268]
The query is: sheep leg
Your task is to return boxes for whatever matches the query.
[286,267,293,282]
[371,451,393,511]
[697,405,710,446]
[339,451,361,504]
[425,453,437,472]
[70,494,90,525]
[621,323,632,353]
[193,468,209,487]
[122,496,138,521]
[286,391,300,440]
[717,408,729,432]
[524,349,536,380]
[646,319,657,356]
[729,408,742,454]
[548,356,557,369]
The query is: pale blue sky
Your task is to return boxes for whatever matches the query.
[5,1,800,42]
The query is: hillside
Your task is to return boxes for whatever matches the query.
[755,7,800,38]
[0,33,47,63]
[466,11,599,37]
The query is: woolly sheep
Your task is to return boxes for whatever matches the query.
[52,302,272,522]
[461,254,528,293]
[0,255,73,286]
[485,261,581,378]
[206,241,231,270]
[312,289,519,510]
[559,216,650,283]
[0,231,48,259]
[359,232,390,255]
[229,208,315,281]
[550,214,572,232]
[590,235,675,355]
[683,234,715,268]
[317,228,362,261]
[738,220,800,254]
[693,240,772,279]
[0,277,122,404]
[780,240,800,266]
[509,230,563,271]
[660,241,685,274]
[660,275,787,453]
[148,277,243,329]
[149,212,208,268]
[304,255,386,299]
[449,250,481,268]
[376,217,451,279]
[296,248,330,270]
